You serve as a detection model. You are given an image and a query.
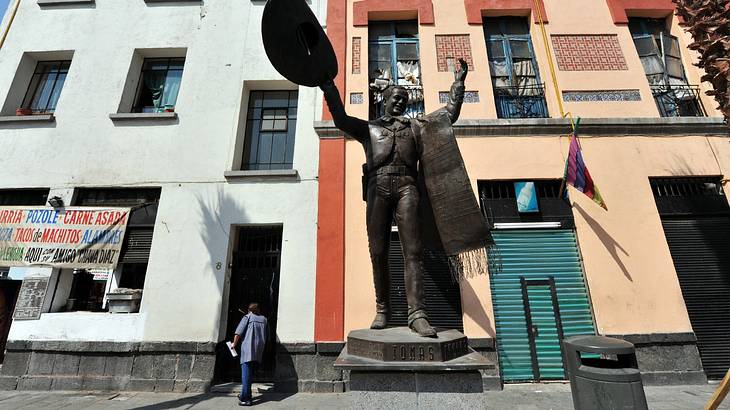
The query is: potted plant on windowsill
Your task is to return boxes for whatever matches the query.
[15,108,33,116]
[106,288,143,313]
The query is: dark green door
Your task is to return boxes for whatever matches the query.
[491,229,596,382]
[522,278,566,380]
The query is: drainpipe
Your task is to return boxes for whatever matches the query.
[0,0,21,50]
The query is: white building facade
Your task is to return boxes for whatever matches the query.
[0,0,324,392]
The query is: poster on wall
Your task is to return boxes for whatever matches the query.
[514,182,539,213]
[0,207,130,270]
[12,269,52,321]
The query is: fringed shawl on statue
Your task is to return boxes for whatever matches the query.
[412,108,494,281]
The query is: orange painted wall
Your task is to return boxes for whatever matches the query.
[331,0,726,340]
[345,133,730,338]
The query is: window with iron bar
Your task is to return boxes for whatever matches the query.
[241,90,298,170]
[629,18,705,117]
[133,58,185,113]
[21,61,71,114]
[650,177,724,198]
[368,20,423,119]
[484,17,548,119]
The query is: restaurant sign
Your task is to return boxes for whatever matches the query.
[0,206,130,269]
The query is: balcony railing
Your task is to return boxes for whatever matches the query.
[370,84,425,120]
[651,84,706,117]
[494,83,549,119]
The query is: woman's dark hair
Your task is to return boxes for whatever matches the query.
[248,303,260,314]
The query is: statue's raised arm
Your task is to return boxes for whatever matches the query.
[444,58,468,124]
[320,80,369,144]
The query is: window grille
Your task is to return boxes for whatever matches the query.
[484,17,548,119]
[241,90,298,170]
[628,18,704,117]
[0,189,50,206]
[479,180,573,227]
[368,21,424,119]
[133,58,185,113]
[21,61,71,114]
[480,180,563,200]
[650,177,724,198]
[481,181,517,200]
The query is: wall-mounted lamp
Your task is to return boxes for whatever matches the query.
[48,196,64,208]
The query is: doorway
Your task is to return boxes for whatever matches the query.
[651,177,730,380]
[0,279,21,363]
[521,277,566,380]
[219,226,282,383]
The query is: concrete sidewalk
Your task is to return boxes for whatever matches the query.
[0,383,726,409]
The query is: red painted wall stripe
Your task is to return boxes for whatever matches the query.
[605,0,675,24]
[464,0,549,24]
[353,0,435,26]
[315,0,347,342]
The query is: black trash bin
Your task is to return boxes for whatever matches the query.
[563,335,648,410]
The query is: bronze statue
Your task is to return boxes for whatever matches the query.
[319,61,468,337]
[262,0,492,339]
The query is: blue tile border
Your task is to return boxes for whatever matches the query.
[350,93,364,105]
[563,90,641,102]
[439,91,480,104]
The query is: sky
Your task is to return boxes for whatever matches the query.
[0,0,9,21]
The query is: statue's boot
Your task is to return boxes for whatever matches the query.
[370,313,388,330]
[410,317,437,338]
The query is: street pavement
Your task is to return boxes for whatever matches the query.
[0,383,726,409]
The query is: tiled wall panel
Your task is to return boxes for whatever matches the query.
[551,35,628,71]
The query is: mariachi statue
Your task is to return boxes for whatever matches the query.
[262,0,492,338]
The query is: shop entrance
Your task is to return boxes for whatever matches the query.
[479,180,596,382]
[0,278,21,363]
[652,177,730,380]
[387,231,464,331]
[219,226,282,383]
[490,229,596,382]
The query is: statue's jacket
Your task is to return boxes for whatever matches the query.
[365,117,419,173]
[322,84,493,276]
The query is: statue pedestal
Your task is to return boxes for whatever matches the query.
[334,327,498,392]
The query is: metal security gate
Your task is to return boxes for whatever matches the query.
[491,229,596,382]
[651,177,730,380]
[661,217,730,380]
[388,232,463,331]
[219,226,282,383]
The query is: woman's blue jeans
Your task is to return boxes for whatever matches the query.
[240,361,256,401]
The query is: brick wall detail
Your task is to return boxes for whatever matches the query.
[352,37,361,74]
[435,35,474,72]
[551,35,628,71]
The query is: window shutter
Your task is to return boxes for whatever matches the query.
[661,33,686,82]
[387,232,464,331]
[120,228,154,264]
[633,34,664,81]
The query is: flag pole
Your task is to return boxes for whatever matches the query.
[560,118,582,200]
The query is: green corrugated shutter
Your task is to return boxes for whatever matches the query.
[491,229,596,381]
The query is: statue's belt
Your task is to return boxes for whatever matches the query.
[369,165,417,178]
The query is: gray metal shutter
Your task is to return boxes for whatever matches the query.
[388,232,464,331]
[662,217,730,380]
[120,228,154,264]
